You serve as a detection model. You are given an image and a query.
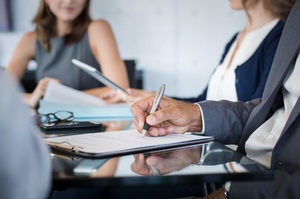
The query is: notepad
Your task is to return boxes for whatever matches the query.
[44,82,105,106]
[45,130,214,158]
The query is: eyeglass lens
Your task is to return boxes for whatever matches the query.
[40,111,73,124]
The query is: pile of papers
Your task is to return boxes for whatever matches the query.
[38,82,133,121]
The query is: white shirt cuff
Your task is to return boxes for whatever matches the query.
[194,103,205,133]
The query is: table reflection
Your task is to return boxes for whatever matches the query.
[51,141,266,180]
[129,143,257,177]
[131,146,202,176]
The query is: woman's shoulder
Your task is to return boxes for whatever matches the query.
[20,31,37,45]
[271,20,285,33]
[17,31,36,58]
[263,20,285,44]
[87,19,114,48]
[256,20,284,55]
[88,19,112,33]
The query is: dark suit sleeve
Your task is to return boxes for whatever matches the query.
[229,170,300,199]
[198,99,260,145]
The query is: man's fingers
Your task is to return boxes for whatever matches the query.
[147,126,173,137]
[133,118,143,132]
[131,96,155,113]
[148,127,160,136]
[131,97,155,129]
[146,106,180,126]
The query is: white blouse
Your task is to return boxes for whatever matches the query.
[206,19,279,101]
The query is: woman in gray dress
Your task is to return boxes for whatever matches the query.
[6,0,129,107]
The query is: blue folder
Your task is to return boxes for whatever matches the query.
[38,100,133,122]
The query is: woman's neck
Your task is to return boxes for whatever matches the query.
[245,2,276,32]
[56,19,72,37]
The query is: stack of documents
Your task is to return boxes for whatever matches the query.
[43,81,106,106]
[46,130,214,158]
[38,82,133,121]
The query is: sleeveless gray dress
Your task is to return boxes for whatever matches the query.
[35,32,104,90]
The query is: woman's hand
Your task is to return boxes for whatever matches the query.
[99,88,154,104]
[26,77,60,107]
[98,89,128,104]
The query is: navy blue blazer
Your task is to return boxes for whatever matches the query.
[175,21,285,103]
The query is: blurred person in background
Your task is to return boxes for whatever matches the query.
[6,0,129,107]
[100,0,295,104]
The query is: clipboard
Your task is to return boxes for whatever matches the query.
[46,130,214,159]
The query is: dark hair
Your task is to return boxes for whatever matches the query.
[33,0,91,52]
[242,0,295,21]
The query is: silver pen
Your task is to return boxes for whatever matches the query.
[141,84,166,137]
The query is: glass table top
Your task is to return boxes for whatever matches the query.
[42,121,273,188]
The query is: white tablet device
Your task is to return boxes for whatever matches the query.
[72,59,128,94]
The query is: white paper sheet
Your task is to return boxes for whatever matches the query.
[43,82,105,106]
[45,130,213,154]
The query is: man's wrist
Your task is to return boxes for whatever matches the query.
[188,103,203,132]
